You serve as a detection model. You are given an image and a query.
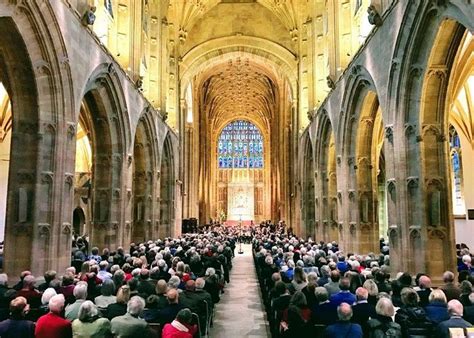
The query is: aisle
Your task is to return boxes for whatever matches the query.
[210,243,271,338]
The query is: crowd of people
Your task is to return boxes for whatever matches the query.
[0,226,238,337]
[253,223,474,338]
[0,219,473,338]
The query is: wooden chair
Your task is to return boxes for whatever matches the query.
[313,324,326,338]
[149,323,161,338]
[192,312,202,338]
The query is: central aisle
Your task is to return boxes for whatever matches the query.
[210,243,271,338]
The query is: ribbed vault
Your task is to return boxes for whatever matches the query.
[196,56,278,133]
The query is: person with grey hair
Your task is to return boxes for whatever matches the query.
[324,302,363,337]
[16,275,41,308]
[204,267,220,304]
[65,281,88,320]
[95,279,117,309]
[97,260,112,282]
[436,299,472,338]
[440,270,461,301]
[72,300,111,337]
[367,297,402,338]
[301,271,318,308]
[318,265,331,286]
[167,275,181,291]
[111,296,149,337]
[311,286,337,325]
[36,287,58,320]
[195,277,214,315]
[395,287,432,337]
[352,287,376,333]
[0,296,35,337]
[35,294,72,338]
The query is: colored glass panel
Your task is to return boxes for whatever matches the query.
[217,120,264,169]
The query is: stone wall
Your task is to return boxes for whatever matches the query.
[300,0,474,282]
[0,1,180,278]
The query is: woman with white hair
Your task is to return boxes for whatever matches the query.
[37,287,57,320]
[204,267,220,304]
[367,297,402,338]
[35,294,72,338]
[72,300,111,337]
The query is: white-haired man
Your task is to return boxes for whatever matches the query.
[111,296,149,337]
[35,294,72,338]
[436,299,472,338]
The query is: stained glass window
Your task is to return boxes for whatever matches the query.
[449,125,465,215]
[218,120,263,169]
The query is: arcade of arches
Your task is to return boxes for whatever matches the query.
[0,1,472,283]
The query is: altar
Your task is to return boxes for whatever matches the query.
[227,182,254,221]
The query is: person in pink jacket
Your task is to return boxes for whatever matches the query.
[162,308,197,338]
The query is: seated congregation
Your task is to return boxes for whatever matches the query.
[0,226,238,337]
[253,226,474,338]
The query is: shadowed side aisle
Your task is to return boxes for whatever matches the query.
[210,243,271,338]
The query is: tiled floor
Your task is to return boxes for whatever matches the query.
[210,243,271,338]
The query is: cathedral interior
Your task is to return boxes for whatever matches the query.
[0,0,473,285]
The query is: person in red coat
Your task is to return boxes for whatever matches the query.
[162,308,197,338]
[35,294,72,338]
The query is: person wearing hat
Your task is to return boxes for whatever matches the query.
[162,308,197,338]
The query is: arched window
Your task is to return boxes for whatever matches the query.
[449,125,465,215]
[218,120,263,169]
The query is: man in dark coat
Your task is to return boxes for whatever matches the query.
[324,302,363,338]
[436,300,472,338]
[352,287,376,332]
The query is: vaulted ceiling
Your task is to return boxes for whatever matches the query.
[167,0,308,40]
[197,56,279,132]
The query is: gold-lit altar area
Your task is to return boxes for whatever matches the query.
[218,168,263,222]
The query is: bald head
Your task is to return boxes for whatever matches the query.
[167,288,179,304]
[185,280,195,292]
[337,302,353,321]
[419,275,431,289]
[447,299,464,316]
[356,287,368,301]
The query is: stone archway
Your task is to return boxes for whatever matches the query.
[76,76,127,251]
[132,115,156,243]
[301,135,315,239]
[316,115,338,244]
[0,78,11,242]
[72,207,86,236]
[159,135,174,238]
[354,92,385,254]
[417,20,467,278]
[0,17,40,275]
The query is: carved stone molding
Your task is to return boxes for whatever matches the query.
[41,171,54,184]
[409,64,424,78]
[428,227,446,240]
[385,125,394,144]
[425,177,443,188]
[349,222,356,235]
[406,176,419,190]
[62,222,72,235]
[38,223,51,237]
[404,123,416,137]
[64,173,74,189]
[66,122,76,139]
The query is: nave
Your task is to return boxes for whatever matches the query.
[210,244,270,338]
